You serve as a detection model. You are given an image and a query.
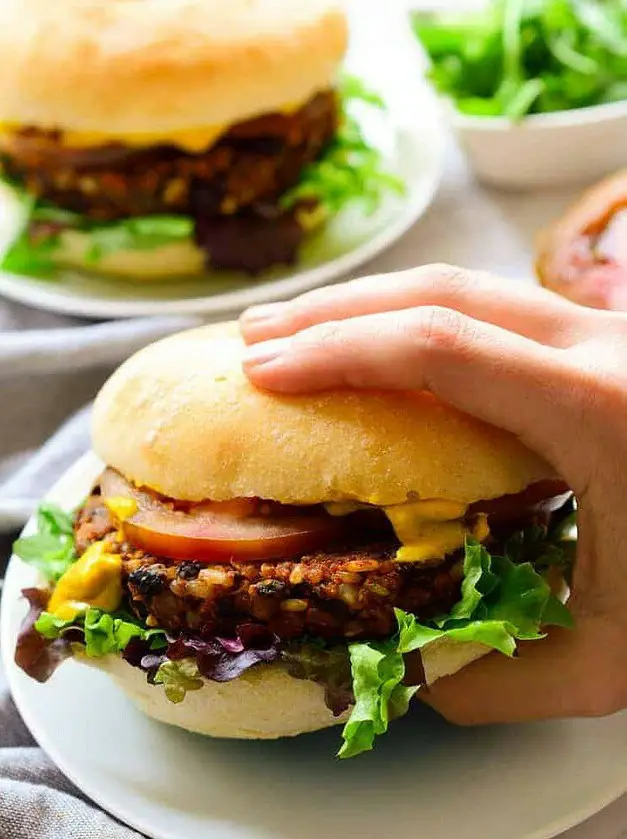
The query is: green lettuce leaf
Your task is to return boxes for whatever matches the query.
[339,640,417,759]
[33,611,77,640]
[339,534,574,759]
[34,605,167,658]
[153,659,204,704]
[13,503,76,583]
[0,190,63,277]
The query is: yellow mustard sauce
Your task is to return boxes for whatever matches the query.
[104,496,138,522]
[48,540,123,621]
[326,498,490,563]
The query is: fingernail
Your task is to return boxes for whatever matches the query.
[242,337,290,368]
[241,302,284,324]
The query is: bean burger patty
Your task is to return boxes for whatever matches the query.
[75,492,463,643]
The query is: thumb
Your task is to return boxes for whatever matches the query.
[416,615,623,725]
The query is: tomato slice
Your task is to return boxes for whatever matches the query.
[100,469,350,563]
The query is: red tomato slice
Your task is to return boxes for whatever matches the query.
[100,468,349,563]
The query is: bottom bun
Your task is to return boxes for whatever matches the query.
[56,230,206,281]
[86,639,492,740]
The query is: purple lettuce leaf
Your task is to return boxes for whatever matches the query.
[14,588,74,683]
[125,623,281,688]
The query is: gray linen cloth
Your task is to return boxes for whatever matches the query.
[0,145,620,838]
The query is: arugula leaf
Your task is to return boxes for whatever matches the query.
[13,503,76,583]
[412,0,627,118]
[282,74,405,216]
[339,74,386,109]
[339,533,574,758]
[37,503,74,536]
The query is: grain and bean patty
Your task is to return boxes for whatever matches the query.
[74,493,462,643]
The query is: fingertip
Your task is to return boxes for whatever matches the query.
[242,336,289,369]
[241,337,306,393]
[239,303,285,344]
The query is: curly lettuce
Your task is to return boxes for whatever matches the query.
[338,538,573,758]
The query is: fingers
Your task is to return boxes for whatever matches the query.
[418,618,627,725]
[241,264,591,348]
[242,306,577,466]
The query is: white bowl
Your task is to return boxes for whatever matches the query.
[448,98,627,190]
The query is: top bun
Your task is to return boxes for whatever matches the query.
[92,322,555,506]
[0,0,347,134]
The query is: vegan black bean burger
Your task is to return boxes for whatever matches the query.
[14,323,576,758]
[0,0,400,280]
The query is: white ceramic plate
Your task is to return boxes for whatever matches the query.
[3,452,627,839]
[0,8,443,320]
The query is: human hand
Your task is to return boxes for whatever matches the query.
[240,264,627,726]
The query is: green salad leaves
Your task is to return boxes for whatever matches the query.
[412,0,627,119]
[0,74,402,278]
[339,538,573,758]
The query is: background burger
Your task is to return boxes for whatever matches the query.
[14,323,575,758]
[0,0,401,281]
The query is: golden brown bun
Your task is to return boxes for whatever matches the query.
[92,322,555,506]
[88,642,491,740]
[0,0,347,134]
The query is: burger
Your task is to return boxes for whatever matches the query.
[14,323,575,758]
[0,0,400,281]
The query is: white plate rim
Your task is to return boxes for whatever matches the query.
[3,451,627,839]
